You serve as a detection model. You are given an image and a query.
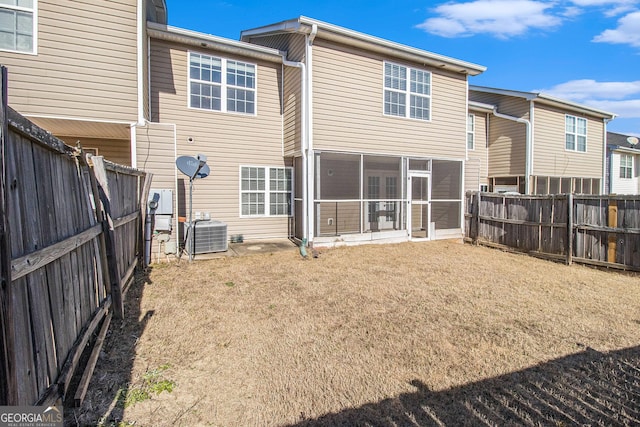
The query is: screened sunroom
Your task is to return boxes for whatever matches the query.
[293,152,463,245]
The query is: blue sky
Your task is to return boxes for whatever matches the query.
[165,0,640,135]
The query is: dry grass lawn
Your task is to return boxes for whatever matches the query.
[74,240,640,426]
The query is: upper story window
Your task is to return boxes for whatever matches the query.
[467,114,475,150]
[189,52,256,115]
[565,115,587,152]
[383,62,431,121]
[620,154,633,179]
[0,0,35,54]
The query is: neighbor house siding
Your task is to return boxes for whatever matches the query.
[283,65,302,156]
[465,111,488,191]
[246,33,307,62]
[1,0,138,122]
[610,151,639,194]
[59,136,131,166]
[311,39,468,158]
[533,103,604,178]
[150,38,287,240]
[487,116,526,176]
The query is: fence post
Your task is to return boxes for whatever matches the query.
[0,65,15,405]
[472,191,480,244]
[608,198,617,263]
[567,193,573,265]
[91,156,124,319]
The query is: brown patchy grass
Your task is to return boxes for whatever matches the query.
[73,240,640,426]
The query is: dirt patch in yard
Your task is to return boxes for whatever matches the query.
[71,240,640,426]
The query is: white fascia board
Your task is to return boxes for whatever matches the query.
[610,146,640,154]
[147,22,284,63]
[470,85,616,119]
[468,100,495,112]
[241,16,486,76]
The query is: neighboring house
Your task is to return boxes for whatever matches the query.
[469,86,616,195]
[241,17,485,244]
[0,0,168,165]
[607,131,640,194]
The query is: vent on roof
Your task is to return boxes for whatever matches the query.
[187,220,228,254]
[627,136,639,146]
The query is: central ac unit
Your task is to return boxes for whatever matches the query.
[187,220,228,254]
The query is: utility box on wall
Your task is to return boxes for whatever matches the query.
[148,189,173,215]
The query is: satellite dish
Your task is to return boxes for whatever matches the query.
[176,155,202,178]
[627,136,639,146]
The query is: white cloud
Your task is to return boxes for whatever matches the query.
[570,0,638,16]
[593,11,640,46]
[540,80,640,118]
[416,0,562,38]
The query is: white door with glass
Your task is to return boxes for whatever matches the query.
[408,173,430,239]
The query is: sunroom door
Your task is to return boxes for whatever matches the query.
[408,173,430,239]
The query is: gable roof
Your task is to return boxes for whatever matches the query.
[470,85,616,119]
[147,22,284,63]
[608,131,640,152]
[241,16,486,76]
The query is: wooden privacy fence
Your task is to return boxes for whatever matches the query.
[465,192,640,271]
[0,68,151,406]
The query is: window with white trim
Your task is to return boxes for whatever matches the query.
[467,114,475,150]
[620,154,633,179]
[0,0,35,53]
[384,62,431,121]
[189,52,256,114]
[565,115,587,152]
[241,166,291,216]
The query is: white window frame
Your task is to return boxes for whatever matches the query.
[188,51,257,116]
[239,166,292,217]
[620,154,633,179]
[467,113,475,150]
[383,61,431,122]
[0,0,37,55]
[565,115,587,153]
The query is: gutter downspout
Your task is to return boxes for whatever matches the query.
[132,0,147,168]
[491,107,531,194]
[282,58,307,243]
[305,24,318,245]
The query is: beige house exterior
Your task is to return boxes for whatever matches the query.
[469,86,616,195]
[0,0,167,166]
[241,17,486,245]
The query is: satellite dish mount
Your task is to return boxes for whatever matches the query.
[176,154,210,261]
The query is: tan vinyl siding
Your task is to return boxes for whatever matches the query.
[0,0,138,122]
[283,65,302,156]
[135,123,175,191]
[465,111,488,191]
[312,39,467,159]
[247,33,306,62]
[487,116,526,176]
[150,39,287,240]
[59,136,131,166]
[533,103,604,178]
[469,91,530,119]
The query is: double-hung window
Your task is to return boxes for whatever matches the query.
[0,0,35,54]
[565,115,587,152]
[240,166,292,216]
[467,114,475,150]
[384,62,431,121]
[620,154,633,179]
[189,52,256,114]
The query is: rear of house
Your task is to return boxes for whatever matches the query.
[242,17,486,246]
[0,0,167,165]
[469,86,615,195]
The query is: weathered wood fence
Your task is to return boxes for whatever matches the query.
[465,192,640,271]
[0,68,151,406]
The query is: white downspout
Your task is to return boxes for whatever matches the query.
[282,58,307,242]
[132,0,147,168]
[602,118,611,194]
[529,101,535,185]
[306,24,318,244]
[491,108,531,194]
